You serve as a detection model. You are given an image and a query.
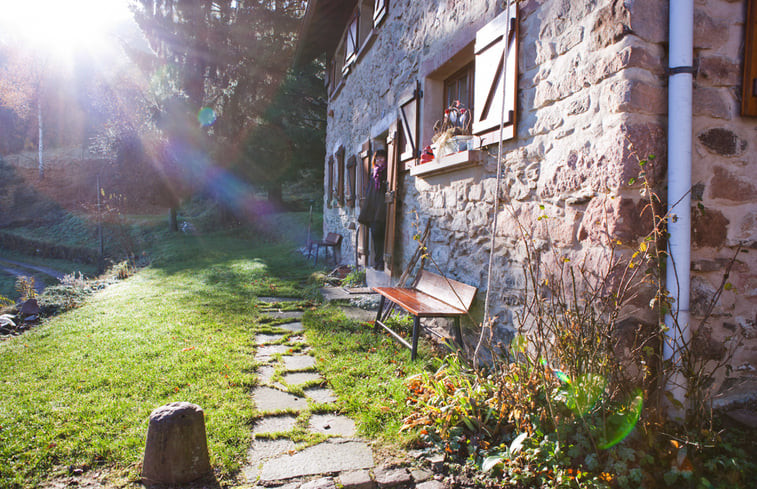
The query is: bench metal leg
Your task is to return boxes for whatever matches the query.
[374,295,386,333]
[411,316,420,361]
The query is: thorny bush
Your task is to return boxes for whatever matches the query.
[402,155,756,487]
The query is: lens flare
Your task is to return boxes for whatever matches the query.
[564,373,605,416]
[599,389,643,449]
[198,107,217,127]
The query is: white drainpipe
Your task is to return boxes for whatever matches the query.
[665,0,694,417]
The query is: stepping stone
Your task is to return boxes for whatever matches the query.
[253,415,297,434]
[244,438,295,483]
[269,311,305,320]
[278,321,305,333]
[259,439,374,481]
[255,345,291,361]
[257,366,276,383]
[258,296,301,303]
[284,355,316,370]
[282,372,322,386]
[253,387,308,412]
[256,333,285,344]
[308,414,356,437]
[287,335,307,344]
[305,387,337,404]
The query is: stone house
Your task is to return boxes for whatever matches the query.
[296,0,757,405]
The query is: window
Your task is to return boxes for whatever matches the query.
[444,63,474,113]
[743,0,757,116]
[415,6,518,177]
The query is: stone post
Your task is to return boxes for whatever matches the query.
[142,402,212,484]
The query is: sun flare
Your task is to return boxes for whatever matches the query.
[0,0,134,57]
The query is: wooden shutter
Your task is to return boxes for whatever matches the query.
[744,0,757,116]
[358,140,372,200]
[357,140,371,266]
[374,0,387,27]
[327,155,334,208]
[398,80,421,170]
[383,124,400,275]
[346,155,357,207]
[336,146,345,206]
[344,13,359,68]
[472,5,518,145]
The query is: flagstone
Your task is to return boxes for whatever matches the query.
[253,387,308,412]
[259,439,374,481]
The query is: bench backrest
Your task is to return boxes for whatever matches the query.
[324,232,342,245]
[414,270,476,311]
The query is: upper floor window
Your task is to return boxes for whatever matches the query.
[444,63,474,114]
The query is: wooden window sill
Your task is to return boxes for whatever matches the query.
[409,150,483,177]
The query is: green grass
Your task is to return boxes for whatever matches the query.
[0,229,317,488]
[303,307,436,445]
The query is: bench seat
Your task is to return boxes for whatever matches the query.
[372,270,476,360]
[372,287,468,317]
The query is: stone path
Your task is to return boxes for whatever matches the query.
[240,299,449,489]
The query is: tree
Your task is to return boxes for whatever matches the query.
[131,0,325,215]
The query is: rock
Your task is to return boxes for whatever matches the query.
[374,466,412,488]
[19,298,40,316]
[709,166,757,202]
[340,469,377,489]
[698,128,748,156]
[416,481,448,489]
[300,477,338,489]
[410,468,433,483]
[0,314,16,328]
[692,208,729,248]
[142,402,211,485]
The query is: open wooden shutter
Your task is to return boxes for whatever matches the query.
[743,0,757,116]
[473,5,518,145]
[383,123,400,275]
[336,146,345,206]
[374,0,387,27]
[326,155,334,208]
[346,154,357,207]
[357,140,371,266]
[344,12,359,69]
[398,80,421,170]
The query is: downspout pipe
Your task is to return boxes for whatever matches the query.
[665,0,694,418]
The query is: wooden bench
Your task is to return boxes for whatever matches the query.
[309,232,343,266]
[372,270,477,360]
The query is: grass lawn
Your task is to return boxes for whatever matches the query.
[0,230,318,488]
[0,220,428,488]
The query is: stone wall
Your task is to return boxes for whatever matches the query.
[689,0,757,402]
[322,0,756,401]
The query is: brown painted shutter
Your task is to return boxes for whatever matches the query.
[473,5,518,145]
[357,141,371,266]
[336,146,345,206]
[346,155,357,207]
[383,123,400,275]
[743,0,757,116]
[326,155,334,208]
[398,81,421,170]
[374,0,388,27]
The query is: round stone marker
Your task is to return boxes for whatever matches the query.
[142,402,211,484]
